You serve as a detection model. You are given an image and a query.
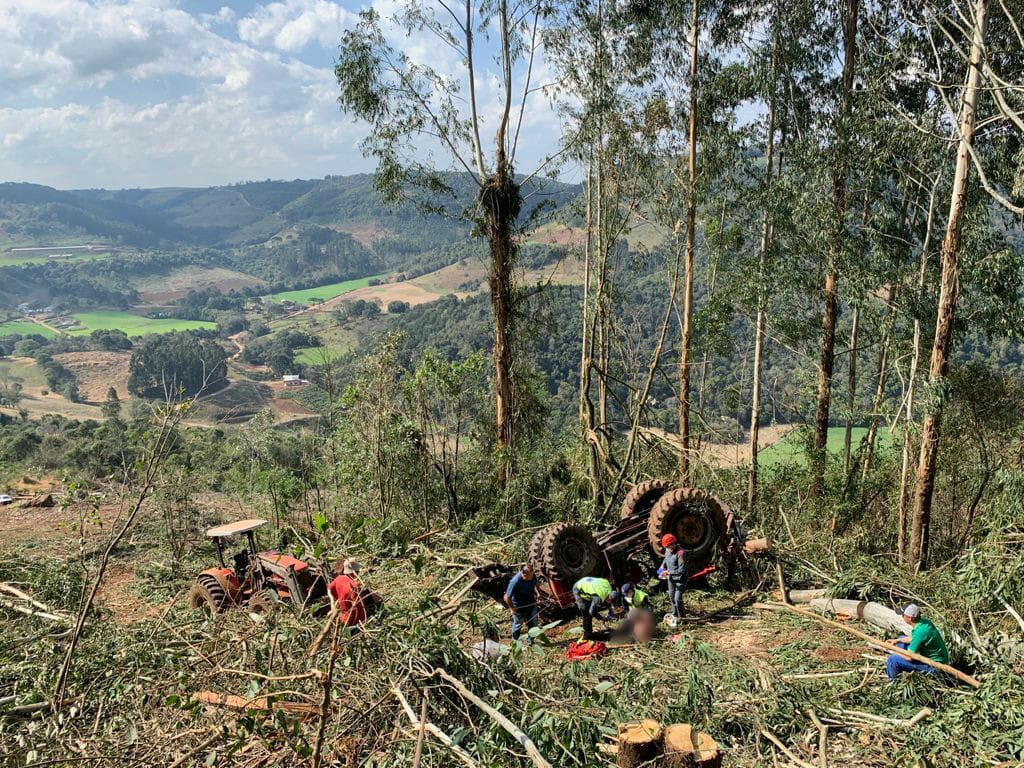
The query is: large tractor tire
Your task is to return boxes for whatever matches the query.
[539,522,600,584]
[620,479,673,520]
[527,527,550,571]
[247,589,279,614]
[647,488,728,562]
[188,574,229,613]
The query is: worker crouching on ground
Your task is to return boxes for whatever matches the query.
[620,583,656,643]
[885,603,950,680]
[504,563,538,642]
[328,558,367,626]
[573,576,619,641]
[658,534,687,624]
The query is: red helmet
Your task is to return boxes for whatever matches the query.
[660,533,677,548]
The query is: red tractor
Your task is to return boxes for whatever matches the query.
[471,482,768,616]
[188,519,331,613]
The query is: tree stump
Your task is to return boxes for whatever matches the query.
[663,724,721,768]
[616,719,663,768]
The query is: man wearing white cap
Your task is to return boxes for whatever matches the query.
[885,603,949,680]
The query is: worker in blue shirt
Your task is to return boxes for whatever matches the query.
[658,534,688,622]
[504,563,538,641]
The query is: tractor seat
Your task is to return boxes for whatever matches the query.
[233,550,250,574]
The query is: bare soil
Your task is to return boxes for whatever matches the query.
[133,267,264,304]
[53,351,131,403]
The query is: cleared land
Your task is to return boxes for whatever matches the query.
[0,250,115,266]
[53,351,131,402]
[321,281,440,311]
[132,266,265,304]
[271,274,386,304]
[0,320,57,338]
[67,311,216,337]
[760,425,894,467]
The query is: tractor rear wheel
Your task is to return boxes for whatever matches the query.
[539,522,600,584]
[647,488,726,563]
[620,479,673,520]
[188,575,228,613]
[248,589,279,614]
[527,527,550,572]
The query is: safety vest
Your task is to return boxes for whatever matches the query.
[627,588,649,609]
[575,577,612,602]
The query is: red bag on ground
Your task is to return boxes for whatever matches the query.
[566,639,608,661]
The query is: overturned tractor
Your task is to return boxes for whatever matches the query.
[188,519,331,614]
[472,482,766,615]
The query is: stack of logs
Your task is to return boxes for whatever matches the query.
[616,719,721,767]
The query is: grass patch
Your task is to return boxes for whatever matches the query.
[0,321,57,338]
[760,426,893,467]
[68,311,216,337]
[0,358,47,388]
[0,251,114,266]
[271,274,386,304]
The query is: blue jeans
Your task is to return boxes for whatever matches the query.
[886,642,937,680]
[511,605,538,640]
[667,579,686,618]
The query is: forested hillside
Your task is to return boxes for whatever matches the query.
[2,1,1024,767]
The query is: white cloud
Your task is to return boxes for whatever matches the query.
[0,0,562,189]
[238,0,355,52]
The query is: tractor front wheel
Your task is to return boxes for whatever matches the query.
[188,575,228,613]
[247,589,280,614]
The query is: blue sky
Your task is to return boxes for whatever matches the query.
[0,1,562,189]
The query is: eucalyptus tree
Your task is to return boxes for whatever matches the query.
[544,0,654,506]
[904,0,1024,570]
[335,1,555,480]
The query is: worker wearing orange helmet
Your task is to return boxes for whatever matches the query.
[657,534,687,622]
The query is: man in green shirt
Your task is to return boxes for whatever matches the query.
[885,603,949,680]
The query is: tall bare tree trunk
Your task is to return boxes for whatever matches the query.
[485,148,520,484]
[898,176,941,562]
[861,285,896,486]
[842,306,860,476]
[812,0,859,495]
[909,0,988,572]
[748,40,778,512]
[678,0,699,483]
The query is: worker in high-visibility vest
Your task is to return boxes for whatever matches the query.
[572,576,619,640]
[620,583,650,612]
[619,582,656,642]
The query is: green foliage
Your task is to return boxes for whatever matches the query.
[127,332,228,398]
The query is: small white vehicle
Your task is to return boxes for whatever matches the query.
[0,494,13,505]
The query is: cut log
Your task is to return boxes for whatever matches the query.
[808,598,903,634]
[743,537,771,555]
[19,493,54,508]
[616,719,663,768]
[662,724,721,768]
[788,588,828,604]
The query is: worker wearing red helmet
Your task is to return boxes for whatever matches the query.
[657,533,688,621]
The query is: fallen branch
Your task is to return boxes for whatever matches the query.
[431,668,553,768]
[394,687,479,768]
[992,590,1024,635]
[167,732,220,768]
[0,583,66,615]
[191,691,320,718]
[806,710,827,768]
[0,597,73,624]
[760,729,818,768]
[754,602,981,688]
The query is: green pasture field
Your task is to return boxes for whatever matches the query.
[271,274,386,304]
[0,321,57,338]
[0,357,47,388]
[760,426,894,468]
[0,251,114,267]
[67,311,216,337]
